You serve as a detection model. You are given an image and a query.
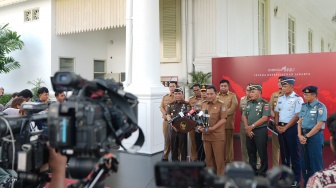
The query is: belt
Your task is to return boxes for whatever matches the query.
[302,128,322,133]
[279,122,287,127]
[302,128,311,133]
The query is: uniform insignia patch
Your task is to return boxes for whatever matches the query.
[264,105,269,111]
[318,108,323,115]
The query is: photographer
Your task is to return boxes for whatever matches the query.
[47,142,67,188]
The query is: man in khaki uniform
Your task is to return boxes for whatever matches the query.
[217,79,238,164]
[188,84,202,161]
[198,85,227,175]
[269,76,284,167]
[159,81,177,161]
[239,84,251,163]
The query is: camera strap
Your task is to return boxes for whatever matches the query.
[98,102,145,153]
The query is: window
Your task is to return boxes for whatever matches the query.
[308,29,313,53]
[258,0,269,55]
[159,0,181,63]
[321,38,324,52]
[59,58,75,72]
[288,15,295,54]
[94,60,105,79]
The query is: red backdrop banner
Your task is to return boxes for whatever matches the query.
[212,52,336,139]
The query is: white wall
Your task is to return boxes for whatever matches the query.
[190,0,336,73]
[269,0,335,54]
[0,0,52,93]
[51,27,126,81]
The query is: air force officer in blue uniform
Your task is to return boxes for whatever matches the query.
[298,86,327,187]
[274,77,303,187]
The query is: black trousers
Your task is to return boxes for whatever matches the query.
[170,129,188,161]
[195,131,205,161]
[246,126,268,176]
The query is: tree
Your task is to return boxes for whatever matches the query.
[0,23,24,73]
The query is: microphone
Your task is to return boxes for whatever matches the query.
[185,108,196,117]
[204,110,210,127]
[167,111,185,124]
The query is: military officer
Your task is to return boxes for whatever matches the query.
[298,86,327,187]
[243,84,270,177]
[217,79,238,164]
[269,76,285,167]
[188,84,202,161]
[159,81,177,161]
[198,85,227,175]
[239,83,251,163]
[167,88,190,161]
[275,77,303,187]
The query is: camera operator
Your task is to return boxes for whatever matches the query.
[47,142,67,188]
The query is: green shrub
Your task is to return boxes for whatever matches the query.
[0,94,12,105]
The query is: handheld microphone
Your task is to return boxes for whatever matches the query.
[204,110,210,127]
[167,111,185,124]
[185,108,196,117]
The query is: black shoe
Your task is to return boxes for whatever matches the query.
[161,158,168,162]
[291,181,299,187]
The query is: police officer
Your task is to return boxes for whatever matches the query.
[217,79,238,164]
[269,76,285,167]
[275,77,303,187]
[159,81,177,161]
[198,85,227,175]
[298,86,327,187]
[243,84,270,176]
[239,83,251,163]
[188,84,202,161]
[167,88,190,161]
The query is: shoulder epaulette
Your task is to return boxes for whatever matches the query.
[295,94,300,97]
[241,96,245,100]
[317,102,323,107]
[189,96,195,99]
[218,99,225,104]
[164,93,170,97]
[261,99,268,103]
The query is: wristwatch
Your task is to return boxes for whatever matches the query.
[304,134,308,139]
[252,124,255,129]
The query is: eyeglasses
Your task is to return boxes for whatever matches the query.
[246,89,251,92]
[193,89,200,92]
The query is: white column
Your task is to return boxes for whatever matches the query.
[123,0,167,154]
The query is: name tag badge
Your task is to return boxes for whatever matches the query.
[310,110,317,114]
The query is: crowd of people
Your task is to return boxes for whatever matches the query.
[160,76,334,187]
[0,86,67,187]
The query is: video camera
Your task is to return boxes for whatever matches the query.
[155,161,294,188]
[0,71,144,187]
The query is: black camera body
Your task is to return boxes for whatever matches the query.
[48,101,108,154]
[155,161,294,188]
[0,71,143,187]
